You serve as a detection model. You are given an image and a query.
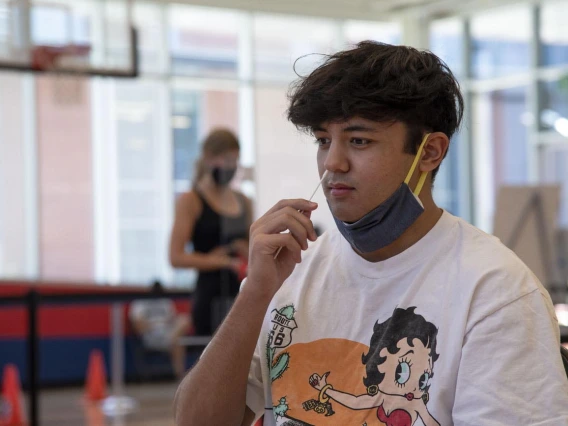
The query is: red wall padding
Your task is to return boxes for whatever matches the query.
[0,281,191,339]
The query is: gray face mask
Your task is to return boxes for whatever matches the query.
[332,133,431,253]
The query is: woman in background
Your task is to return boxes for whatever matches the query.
[169,129,252,336]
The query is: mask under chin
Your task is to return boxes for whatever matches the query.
[331,183,425,253]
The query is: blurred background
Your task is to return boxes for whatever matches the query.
[1,0,568,424]
[2,0,568,288]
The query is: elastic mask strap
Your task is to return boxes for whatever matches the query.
[404,133,431,196]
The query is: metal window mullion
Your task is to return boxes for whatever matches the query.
[461,18,475,225]
[160,1,170,76]
[22,73,39,279]
[91,77,107,283]
[109,80,121,285]
[238,12,255,170]
[157,80,174,285]
[527,4,541,184]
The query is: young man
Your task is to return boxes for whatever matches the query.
[174,42,568,426]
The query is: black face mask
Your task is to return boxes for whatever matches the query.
[212,167,237,186]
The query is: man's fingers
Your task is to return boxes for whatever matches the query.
[257,214,309,250]
[275,206,318,242]
[251,200,318,242]
[265,199,318,216]
[253,233,303,262]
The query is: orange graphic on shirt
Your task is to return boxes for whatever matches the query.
[267,307,440,426]
[271,338,387,426]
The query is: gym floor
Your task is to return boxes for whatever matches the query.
[39,382,177,426]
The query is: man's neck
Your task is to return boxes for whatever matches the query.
[353,194,443,263]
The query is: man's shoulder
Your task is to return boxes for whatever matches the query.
[450,214,532,275]
[449,215,546,310]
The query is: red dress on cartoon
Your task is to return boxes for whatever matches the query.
[377,405,412,426]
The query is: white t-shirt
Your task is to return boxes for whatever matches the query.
[246,211,568,426]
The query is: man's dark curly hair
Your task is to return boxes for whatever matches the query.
[287,41,464,179]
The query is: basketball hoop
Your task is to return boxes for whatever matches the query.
[31,44,91,105]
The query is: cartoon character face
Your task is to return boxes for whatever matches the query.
[377,337,433,401]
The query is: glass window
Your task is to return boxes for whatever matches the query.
[539,78,568,228]
[472,86,529,230]
[254,85,335,233]
[29,0,132,72]
[0,1,31,64]
[471,6,531,79]
[540,145,568,227]
[0,74,28,278]
[430,18,465,218]
[172,89,201,185]
[168,5,240,78]
[490,87,530,186]
[170,84,238,288]
[253,14,338,83]
[343,20,400,46]
[430,18,464,78]
[101,0,132,70]
[114,80,166,285]
[0,1,9,47]
[36,74,95,281]
[540,79,568,133]
[31,2,77,46]
[171,85,239,191]
[541,1,568,67]
[133,1,167,74]
[433,134,462,217]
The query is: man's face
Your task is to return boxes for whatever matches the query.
[315,118,415,223]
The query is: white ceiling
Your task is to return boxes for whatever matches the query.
[152,0,536,22]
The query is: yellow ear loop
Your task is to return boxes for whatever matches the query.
[403,133,431,196]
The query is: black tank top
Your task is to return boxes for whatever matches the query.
[191,191,249,254]
[190,191,249,335]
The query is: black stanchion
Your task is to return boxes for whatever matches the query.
[27,290,39,426]
[0,288,192,426]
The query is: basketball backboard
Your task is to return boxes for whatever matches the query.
[0,0,138,77]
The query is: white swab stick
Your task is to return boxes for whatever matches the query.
[273,171,328,260]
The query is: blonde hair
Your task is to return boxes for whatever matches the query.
[193,128,240,187]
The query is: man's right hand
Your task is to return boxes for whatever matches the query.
[245,199,318,299]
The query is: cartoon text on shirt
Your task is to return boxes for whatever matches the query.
[308,307,441,426]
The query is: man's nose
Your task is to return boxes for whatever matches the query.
[323,141,349,173]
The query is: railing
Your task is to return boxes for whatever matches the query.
[0,288,192,426]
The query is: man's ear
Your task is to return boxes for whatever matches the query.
[419,132,450,173]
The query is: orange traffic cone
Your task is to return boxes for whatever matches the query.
[0,364,26,426]
[83,398,107,426]
[84,350,107,401]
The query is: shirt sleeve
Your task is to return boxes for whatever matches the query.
[453,288,568,425]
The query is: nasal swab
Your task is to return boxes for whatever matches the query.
[273,170,328,260]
